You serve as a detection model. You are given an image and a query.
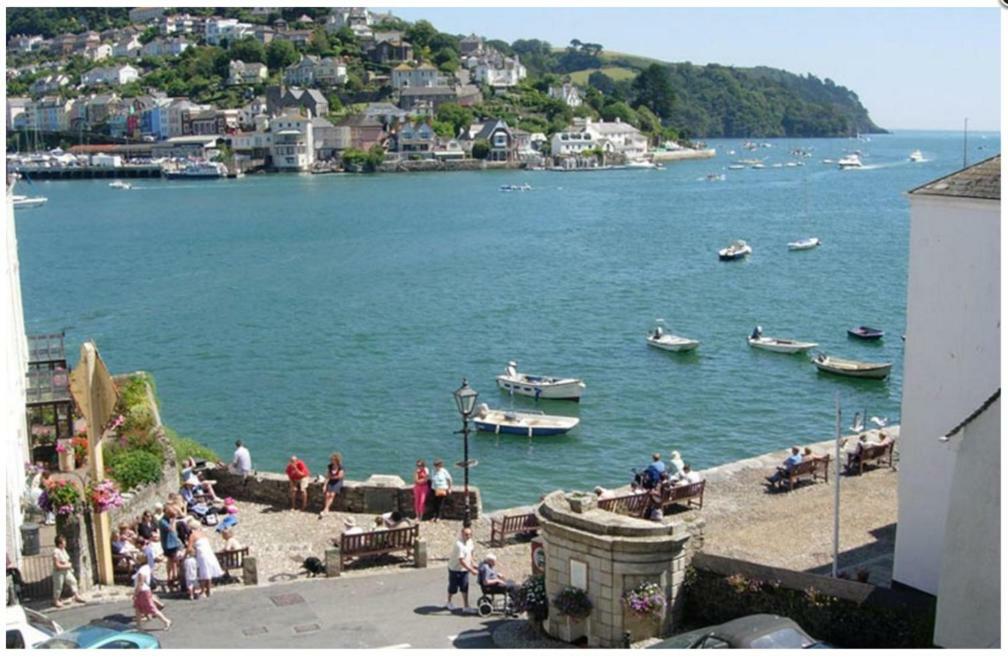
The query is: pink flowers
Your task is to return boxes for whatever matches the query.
[55,443,69,454]
[109,415,125,430]
[89,479,124,513]
[623,581,667,618]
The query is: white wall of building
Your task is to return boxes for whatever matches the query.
[933,395,1000,648]
[2,188,30,564]
[892,193,1000,595]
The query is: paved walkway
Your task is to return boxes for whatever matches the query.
[44,567,506,649]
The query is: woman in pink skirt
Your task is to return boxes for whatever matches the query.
[133,562,171,630]
[412,459,430,520]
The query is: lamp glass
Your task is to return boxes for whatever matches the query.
[453,378,479,416]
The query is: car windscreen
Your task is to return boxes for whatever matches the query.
[36,638,81,649]
[749,627,813,648]
[25,609,61,636]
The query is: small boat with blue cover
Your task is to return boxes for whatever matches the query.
[472,403,579,437]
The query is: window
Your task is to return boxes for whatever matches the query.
[7,630,26,649]
[99,640,141,649]
[699,635,730,649]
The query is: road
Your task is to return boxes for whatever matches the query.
[45,567,506,649]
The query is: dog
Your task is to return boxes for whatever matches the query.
[302,556,325,577]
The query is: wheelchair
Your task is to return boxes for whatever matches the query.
[476,582,517,618]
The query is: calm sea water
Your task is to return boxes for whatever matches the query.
[15,131,999,510]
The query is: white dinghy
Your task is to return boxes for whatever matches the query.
[496,361,585,401]
[747,326,818,353]
[472,403,579,437]
[788,237,821,251]
[646,321,699,352]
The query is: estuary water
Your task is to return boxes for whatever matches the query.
[15,130,999,510]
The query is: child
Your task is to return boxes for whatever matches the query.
[182,548,200,600]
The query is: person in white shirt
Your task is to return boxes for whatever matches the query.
[681,464,703,484]
[668,450,686,481]
[446,526,478,613]
[230,440,252,483]
[132,561,171,630]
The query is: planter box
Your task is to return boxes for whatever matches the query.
[623,609,663,642]
[554,616,588,644]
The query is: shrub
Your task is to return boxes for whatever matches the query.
[516,574,549,621]
[552,586,592,620]
[105,450,163,491]
[166,427,220,463]
[683,568,936,648]
[125,402,155,433]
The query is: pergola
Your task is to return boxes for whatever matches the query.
[26,332,74,440]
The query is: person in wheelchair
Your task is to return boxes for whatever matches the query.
[476,553,519,617]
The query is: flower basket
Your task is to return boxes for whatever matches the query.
[88,479,124,514]
[622,581,666,619]
[48,480,83,518]
[56,439,75,472]
[71,435,88,468]
[516,574,549,623]
[552,586,592,619]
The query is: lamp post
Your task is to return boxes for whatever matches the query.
[453,378,479,525]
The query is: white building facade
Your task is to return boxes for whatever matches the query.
[270,113,315,171]
[892,155,1000,646]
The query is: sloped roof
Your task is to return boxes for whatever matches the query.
[909,154,1000,201]
[475,119,509,141]
[400,86,455,96]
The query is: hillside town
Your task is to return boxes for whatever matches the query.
[6,7,709,176]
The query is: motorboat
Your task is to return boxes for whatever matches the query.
[12,194,47,208]
[162,161,227,179]
[718,240,752,261]
[727,164,745,170]
[472,403,579,437]
[848,325,884,340]
[500,183,532,192]
[495,361,585,401]
[821,159,835,164]
[646,324,699,352]
[109,180,132,190]
[788,237,821,251]
[747,327,818,353]
[704,173,726,181]
[625,160,658,169]
[909,150,924,162]
[837,154,863,169]
[812,353,891,380]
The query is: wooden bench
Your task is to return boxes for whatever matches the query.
[598,492,651,517]
[663,480,705,510]
[490,512,540,547]
[167,547,250,590]
[774,456,830,491]
[338,525,418,570]
[112,554,138,586]
[846,442,894,475]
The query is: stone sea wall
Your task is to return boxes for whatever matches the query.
[206,468,481,521]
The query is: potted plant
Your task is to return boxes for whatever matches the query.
[87,479,124,514]
[552,586,592,643]
[46,480,83,518]
[516,574,549,632]
[622,581,667,641]
[55,439,75,472]
[71,434,88,468]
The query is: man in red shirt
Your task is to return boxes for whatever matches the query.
[285,455,310,511]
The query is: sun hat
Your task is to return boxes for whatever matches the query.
[485,553,497,562]
[343,516,356,527]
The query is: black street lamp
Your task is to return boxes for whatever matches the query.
[453,378,479,525]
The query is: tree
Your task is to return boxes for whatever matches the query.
[139,26,159,45]
[307,27,331,56]
[266,39,298,70]
[405,20,437,51]
[433,47,459,73]
[633,63,676,118]
[601,100,639,126]
[229,36,265,64]
[471,139,491,160]
[587,71,616,95]
[435,103,473,136]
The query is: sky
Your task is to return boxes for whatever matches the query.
[389,6,1000,132]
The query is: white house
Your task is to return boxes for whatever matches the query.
[270,111,315,171]
[548,83,583,108]
[391,62,442,89]
[81,43,113,62]
[472,56,526,88]
[205,18,253,46]
[228,60,268,86]
[579,117,648,160]
[283,56,348,87]
[892,155,1000,647]
[9,34,44,52]
[81,64,139,87]
[141,37,189,58]
[2,184,31,566]
[112,34,142,58]
[550,129,596,156]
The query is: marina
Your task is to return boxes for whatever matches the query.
[14,131,991,509]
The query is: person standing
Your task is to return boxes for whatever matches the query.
[446,526,478,613]
[430,459,452,523]
[412,459,430,520]
[133,560,171,630]
[286,455,310,511]
[51,536,86,608]
[158,505,182,588]
[318,453,345,519]
[187,520,224,597]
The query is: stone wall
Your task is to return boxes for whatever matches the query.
[205,467,481,521]
[537,490,694,648]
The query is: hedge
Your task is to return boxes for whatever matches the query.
[682,568,935,648]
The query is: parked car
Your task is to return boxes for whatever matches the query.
[36,621,160,649]
[650,614,829,649]
[6,605,64,649]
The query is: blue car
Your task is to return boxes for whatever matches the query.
[36,622,161,649]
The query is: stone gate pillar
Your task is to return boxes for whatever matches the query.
[536,491,692,648]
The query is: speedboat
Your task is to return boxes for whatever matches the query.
[625,160,658,169]
[718,240,752,261]
[788,237,821,251]
[837,154,863,169]
[747,327,818,353]
[496,361,585,401]
[646,324,699,352]
[472,403,579,437]
[704,173,725,181]
[909,150,924,162]
[848,326,884,340]
[812,353,891,380]
[109,180,132,190]
[162,161,227,179]
[12,194,47,208]
[727,164,745,170]
[499,183,532,192]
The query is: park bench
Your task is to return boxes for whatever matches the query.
[338,525,418,570]
[663,480,706,510]
[598,491,651,517]
[846,442,894,475]
[774,456,831,491]
[112,554,138,586]
[490,512,540,547]
[166,547,251,590]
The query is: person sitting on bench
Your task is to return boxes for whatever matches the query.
[765,447,802,488]
[477,553,519,613]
